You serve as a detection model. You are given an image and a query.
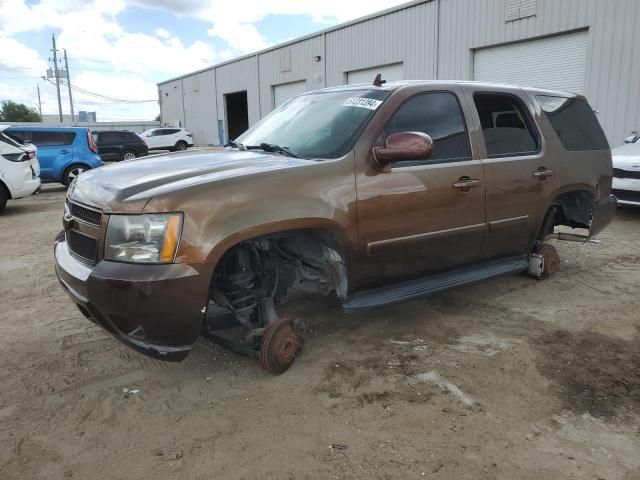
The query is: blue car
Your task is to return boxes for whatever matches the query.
[6,127,103,185]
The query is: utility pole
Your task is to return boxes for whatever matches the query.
[51,33,63,123]
[63,49,74,122]
[36,84,42,116]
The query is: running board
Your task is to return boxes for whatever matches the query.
[343,256,529,312]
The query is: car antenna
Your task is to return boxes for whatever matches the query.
[373,73,386,87]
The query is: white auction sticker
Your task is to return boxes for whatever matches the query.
[343,97,383,110]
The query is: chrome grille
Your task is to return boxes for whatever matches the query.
[67,230,98,264]
[69,202,102,226]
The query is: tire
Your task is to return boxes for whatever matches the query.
[174,141,188,151]
[120,149,137,161]
[62,164,88,187]
[0,184,8,212]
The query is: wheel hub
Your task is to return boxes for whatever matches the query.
[260,318,304,374]
[538,243,560,278]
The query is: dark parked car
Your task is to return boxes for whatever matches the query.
[92,130,149,161]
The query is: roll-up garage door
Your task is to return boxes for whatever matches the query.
[473,30,588,94]
[273,80,307,108]
[347,63,403,85]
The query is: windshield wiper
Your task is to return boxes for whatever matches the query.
[224,140,247,150]
[243,143,303,158]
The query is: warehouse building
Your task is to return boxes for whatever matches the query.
[158,0,640,147]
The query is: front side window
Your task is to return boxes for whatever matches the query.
[474,93,539,157]
[536,95,609,151]
[383,91,471,163]
[236,89,391,158]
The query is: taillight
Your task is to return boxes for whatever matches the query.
[186,133,192,137]
[28,151,35,159]
[87,131,98,153]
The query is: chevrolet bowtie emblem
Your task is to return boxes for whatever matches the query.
[62,213,76,230]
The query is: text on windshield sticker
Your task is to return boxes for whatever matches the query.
[343,97,383,110]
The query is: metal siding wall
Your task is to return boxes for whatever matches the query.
[158,80,185,129]
[438,0,640,145]
[325,2,437,86]
[163,0,639,147]
[258,36,324,114]
[215,56,260,142]
[181,69,218,145]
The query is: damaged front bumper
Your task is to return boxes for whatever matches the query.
[54,232,215,361]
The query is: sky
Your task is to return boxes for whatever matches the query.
[0,0,405,122]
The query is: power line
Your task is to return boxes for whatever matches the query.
[42,77,156,103]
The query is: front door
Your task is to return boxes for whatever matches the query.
[465,90,559,258]
[145,129,163,149]
[355,89,486,289]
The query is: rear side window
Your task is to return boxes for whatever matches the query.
[474,93,539,158]
[97,131,131,142]
[536,96,609,151]
[384,91,471,162]
[122,131,139,140]
[30,131,76,146]
[164,129,180,135]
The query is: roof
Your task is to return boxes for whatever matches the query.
[305,80,580,98]
[157,0,431,86]
[6,126,90,131]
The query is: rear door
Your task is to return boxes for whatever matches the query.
[355,87,486,287]
[29,131,75,180]
[94,131,119,161]
[463,88,559,258]
[163,128,181,148]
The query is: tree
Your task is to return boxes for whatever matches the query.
[0,100,41,122]
[154,113,161,122]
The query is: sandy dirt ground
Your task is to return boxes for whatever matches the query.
[1,185,639,480]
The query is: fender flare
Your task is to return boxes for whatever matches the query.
[205,217,353,264]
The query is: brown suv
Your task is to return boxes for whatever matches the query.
[54,80,616,373]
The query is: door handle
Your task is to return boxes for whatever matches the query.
[533,168,553,179]
[60,149,70,154]
[453,178,481,189]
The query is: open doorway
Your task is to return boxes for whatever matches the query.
[224,91,249,141]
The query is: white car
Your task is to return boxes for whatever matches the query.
[0,125,41,212]
[138,128,194,152]
[612,134,640,207]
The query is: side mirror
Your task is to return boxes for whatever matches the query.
[372,132,433,171]
[624,134,639,144]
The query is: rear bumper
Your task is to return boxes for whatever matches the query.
[612,177,640,206]
[11,177,41,199]
[590,194,617,237]
[54,232,215,361]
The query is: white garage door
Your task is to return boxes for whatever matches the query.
[347,63,403,85]
[474,31,588,94]
[273,80,307,108]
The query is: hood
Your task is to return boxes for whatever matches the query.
[68,149,315,212]
[612,142,640,169]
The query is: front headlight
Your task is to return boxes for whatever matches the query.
[105,213,183,263]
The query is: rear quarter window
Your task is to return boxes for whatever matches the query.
[536,96,609,151]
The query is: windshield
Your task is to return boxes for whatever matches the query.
[235,89,390,158]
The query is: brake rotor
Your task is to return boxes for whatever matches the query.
[538,243,560,278]
[260,318,304,374]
